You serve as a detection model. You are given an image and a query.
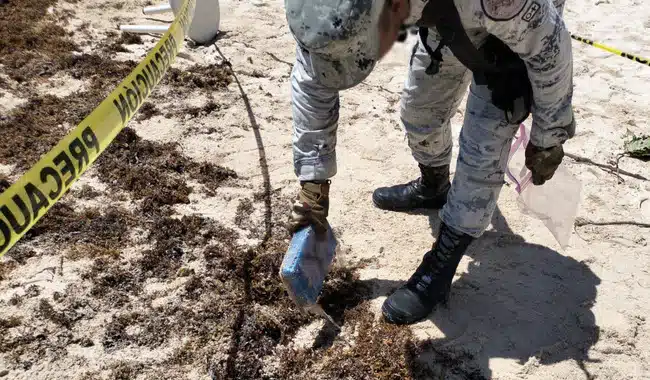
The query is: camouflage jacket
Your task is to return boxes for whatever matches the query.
[409,0,575,148]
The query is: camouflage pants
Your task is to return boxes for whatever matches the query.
[290,31,521,238]
[402,31,520,237]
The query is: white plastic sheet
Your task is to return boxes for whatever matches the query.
[506,124,582,248]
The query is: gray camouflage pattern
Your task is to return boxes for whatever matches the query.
[291,46,340,180]
[284,0,385,89]
[401,38,472,168]
[466,0,573,148]
[403,33,520,237]
[289,0,574,237]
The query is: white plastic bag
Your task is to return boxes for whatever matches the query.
[506,124,582,248]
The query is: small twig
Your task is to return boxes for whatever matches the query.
[575,218,650,228]
[361,156,384,162]
[144,17,171,23]
[21,266,57,285]
[176,52,198,62]
[565,152,648,182]
[34,266,57,276]
[234,69,269,78]
[572,224,590,243]
[615,153,629,184]
[265,52,293,69]
[238,40,255,50]
[360,81,399,95]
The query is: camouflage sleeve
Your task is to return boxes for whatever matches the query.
[291,46,340,181]
[480,0,575,148]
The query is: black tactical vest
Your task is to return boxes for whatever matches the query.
[415,0,533,124]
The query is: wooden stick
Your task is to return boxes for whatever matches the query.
[575,218,650,228]
[565,152,648,181]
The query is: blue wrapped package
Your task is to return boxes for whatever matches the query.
[280,225,337,308]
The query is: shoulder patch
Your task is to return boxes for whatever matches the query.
[522,1,541,22]
[481,0,529,21]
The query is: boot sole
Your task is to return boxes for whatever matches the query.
[381,299,430,325]
[381,290,451,325]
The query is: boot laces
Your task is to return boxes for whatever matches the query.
[405,178,422,190]
[407,250,450,295]
[406,230,463,296]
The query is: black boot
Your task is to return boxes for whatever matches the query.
[382,223,474,325]
[372,164,450,212]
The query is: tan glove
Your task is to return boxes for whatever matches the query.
[288,180,330,235]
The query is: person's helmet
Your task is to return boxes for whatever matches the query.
[284,0,386,90]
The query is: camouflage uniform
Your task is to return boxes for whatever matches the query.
[288,0,574,237]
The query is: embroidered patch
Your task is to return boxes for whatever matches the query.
[522,2,541,22]
[481,0,528,21]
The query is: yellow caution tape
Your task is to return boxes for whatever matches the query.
[571,34,650,67]
[0,0,196,257]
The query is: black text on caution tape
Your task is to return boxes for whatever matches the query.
[0,127,99,252]
[112,34,180,126]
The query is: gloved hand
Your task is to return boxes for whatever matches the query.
[288,180,330,235]
[525,144,564,185]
